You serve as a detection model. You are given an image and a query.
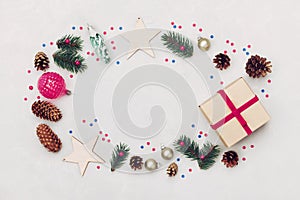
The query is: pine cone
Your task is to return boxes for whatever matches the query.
[245,55,272,78]
[129,156,143,170]
[34,52,50,71]
[31,100,62,122]
[213,53,231,70]
[221,151,239,168]
[166,162,178,177]
[36,124,62,152]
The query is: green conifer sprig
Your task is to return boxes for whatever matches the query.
[56,35,83,51]
[110,143,130,172]
[174,135,220,170]
[161,31,194,58]
[53,50,87,73]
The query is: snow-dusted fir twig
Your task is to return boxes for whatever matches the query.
[87,24,111,64]
[110,143,130,172]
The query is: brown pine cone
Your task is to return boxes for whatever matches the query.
[245,55,272,78]
[34,52,50,71]
[166,162,178,177]
[36,124,62,152]
[221,151,239,168]
[213,53,231,70]
[129,156,143,170]
[31,100,62,122]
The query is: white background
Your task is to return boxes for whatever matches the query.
[1,0,300,199]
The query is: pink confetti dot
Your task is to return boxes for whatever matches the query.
[242,157,246,161]
[119,151,124,157]
[103,31,107,35]
[99,131,102,134]
[231,42,234,46]
[50,42,53,45]
[105,133,108,137]
[250,144,255,148]
[232,49,236,53]
[79,26,83,30]
[27,70,31,74]
[188,168,192,172]
[204,133,208,137]
[226,40,229,44]
[247,44,251,48]
[224,50,227,54]
[69,74,73,78]
[265,94,269,98]
[152,148,156,152]
[87,51,90,55]
[242,146,246,150]
[24,97,28,101]
[110,26,114,31]
[37,96,40,99]
[192,23,196,27]
[102,138,105,141]
[91,52,95,56]
[220,81,224,85]
[107,139,111,143]
[146,142,150,146]
[29,85,33,90]
[96,58,100,62]
[96,166,100,169]
[112,46,116,50]
[171,21,175,25]
[200,155,205,160]
[199,28,203,32]
[82,120,86,123]
[180,141,185,146]
[180,46,185,51]
[165,58,169,62]
[111,41,115,44]
[267,79,272,83]
[178,25,182,29]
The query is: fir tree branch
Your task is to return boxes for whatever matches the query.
[110,143,130,172]
[197,142,221,170]
[161,31,193,58]
[53,50,87,73]
[56,35,83,51]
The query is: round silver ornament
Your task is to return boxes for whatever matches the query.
[144,159,158,171]
[161,146,174,160]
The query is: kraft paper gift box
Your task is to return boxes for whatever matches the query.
[199,77,270,147]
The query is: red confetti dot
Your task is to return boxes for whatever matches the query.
[37,96,40,99]
[111,41,115,44]
[192,23,196,27]
[107,139,111,143]
[265,94,269,98]
[102,138,105,141]
[105,133,108,137]
[87,51,90,55]
[96,166,100,169]
[224,50,227,54]
[204,133,208,137]
[165,58,169,62]
[112,46,116,50]
[247,45,251,48]
[110,26,114,31]
[96,58,100,62]
[232,49,236,53]
[79,26,83,30]
[226,40,229,44]
[250,144,255,148]
[70,74,73,78]
[82,120,86,123]
[199,131,203,134]
[146,142,150,146]
[152,148,156,152]
[199,28,203,32]
[242,146,246,150]
[267,79,271,83]
[231,42,234,46]
[29,86,33,90]
[91,52,95,56]
[50,42,53,45]
[188,168,192,172]
[220,81,224,85]
[178,25,182,29]
[27,70,31,74]
[99,131,102,134]
[24,97,28,101]
[242,157,246,161]
[171,22,175,25]
[103,31,107,35]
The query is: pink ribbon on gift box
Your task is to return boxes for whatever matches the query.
[210,90,259,135]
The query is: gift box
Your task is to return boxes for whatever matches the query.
[199,77,270,147]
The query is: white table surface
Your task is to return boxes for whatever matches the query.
[1,0,300,199]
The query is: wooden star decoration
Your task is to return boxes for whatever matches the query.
[122,17,161,59]
[63,136,105,176]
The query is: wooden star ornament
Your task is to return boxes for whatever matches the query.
[63,136,105,176]
[122,17,161,59]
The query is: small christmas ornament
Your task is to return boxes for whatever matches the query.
[221,151,239,168]
[31,100,62,122]
[38,72,71,99]
[36,124,62,152]
[129,156,143,170]
[63,136,105,176]
[34,52,50,71]
[245,55,272,78]
[56,34,83,51]
[161,146,174,160]
[110,143,130,172]
[166,162,178,177]
[53,50,87,73]
[161,31,193,58]
[144,159,158,171]
[87,24,111,64]
[197,37,211,51]
[174,135,221,170]
[213,53,231,70]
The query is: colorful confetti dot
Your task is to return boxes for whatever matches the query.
[152,148,156,152]
[69,130,73,134]
[231,42,234,46]
[87,51,90,55]
[112,46,116,50]
[103,31,107,35]
[232,49,236,53]
[89,123,93,127]
[24,97,28,101]
[204,133,208,137]
[242,157,246,161]
[199,28,203,32]
[70,74,73,78]
[94,118,98,122]
[119,26,123,30]
[82,120,86,123]
[181,174,185,178]
[42,43,46,47]
[165,58,169,62]
[226,40,230,44]
[224,50,227,54]
[210,75,214,79]
[29,85,33,90]
[242,146,246,150]
[99,131,103,134]
[116,61,120,65]
[50,42,53,45]
[27,70,31,74]
[243,48,246,51]
[146,142,150,146]
[176,158,180,162]
[220,81,224,85]
[173,25,177,29]
[79,26,83,30]
[102,138,105,141]
[265,94,269,98]
[247,45,251,48]
[37,96,40,99]
[250,144,255,148]
[210,35,214,39]
[246,52,250,56]
[172,59,176,63]
[192,23,196,27]
[267,79,271,84]
[107,139,111,143]
[111,41,115,44]
[199,131,203,134]
[96,166,100,169]
[261,89,265,93]
[72,26,76,30]
[91,52,95,56]
[96,58,100,62]
[140,145,144,149]
[188,168,193,172]
[171,22,175,25]
[110,26,114,31]
[191,124,195,128]
[198,135,202,139]
[178,25,182,29]
[105,133,108,137]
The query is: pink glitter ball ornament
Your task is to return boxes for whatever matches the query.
[38,72,71,99]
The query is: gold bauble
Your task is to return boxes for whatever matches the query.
[197,37,211,51]
[145,159,158,171]
[161,146,174,160]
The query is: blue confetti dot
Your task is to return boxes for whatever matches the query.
[119,26,123,30]
[210,75,214,79]
[261,89,265,93]
[181,174,185,178]
[243,48,246,51]
[69,130,73,134]
[210,35,214,39]
[198,134,202,138]
[246,52,250,56]
[177,158,180,162]
[173,25,177,29]
[172,59,176,63]
[42,43,46,47]
[94,119,98,122]
[72,26,76,30]
[89,123,93,127]
[191,124,195,128]
[116,61,120,65]
[140,145,144,149]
